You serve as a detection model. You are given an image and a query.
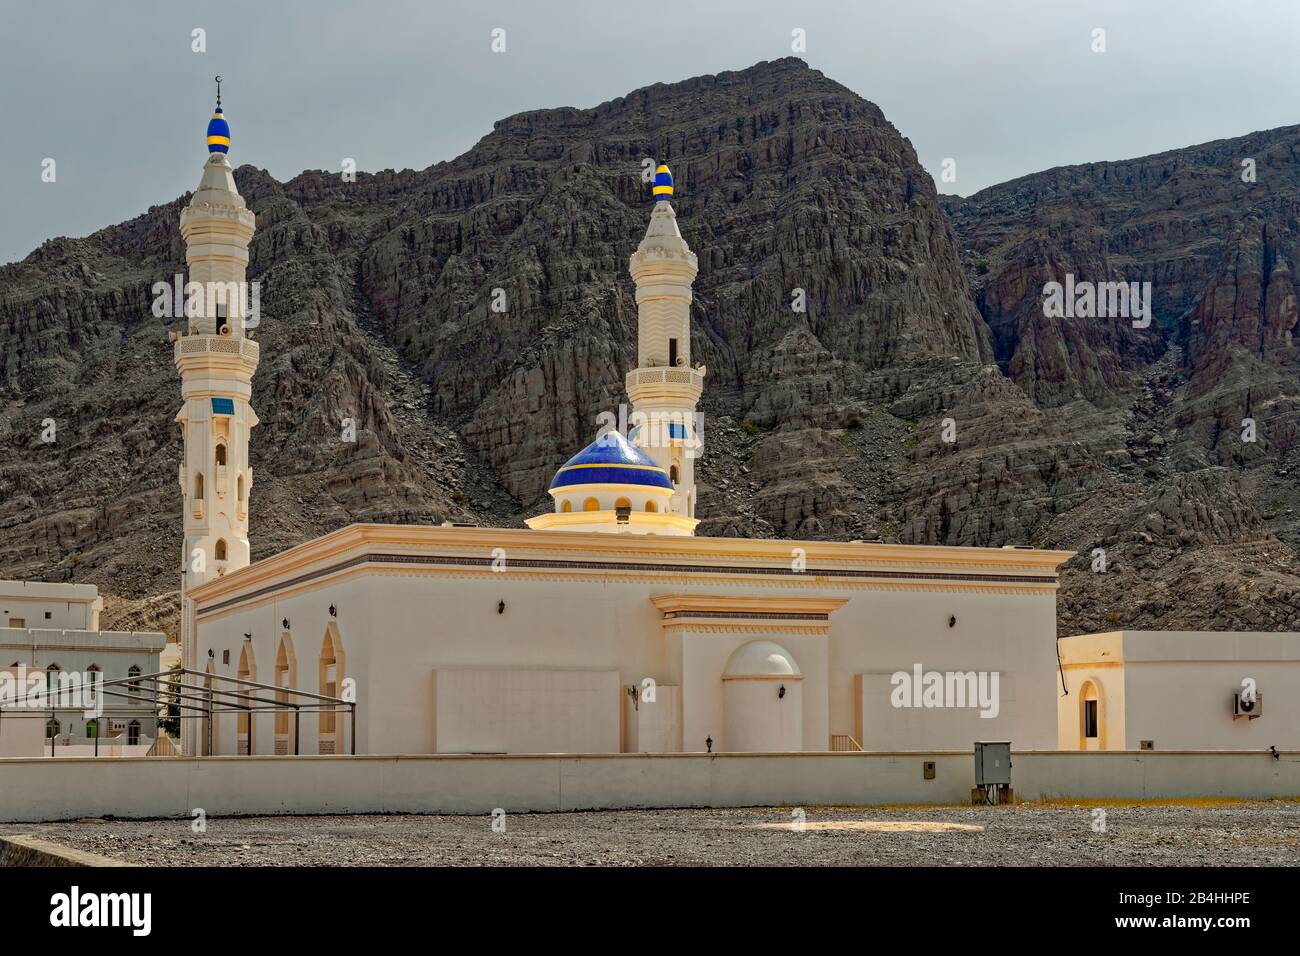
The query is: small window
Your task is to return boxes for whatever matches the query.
[45,719,61,739]
[561,500,571,513]
[583,498,600,512]
[645,501,658,513]
[44,611,52,620]
[670,465,679,484]
[194,472,204,500]
[1084,699,1098,739]
[237,475,244,501]
[215,539,228,561]
[128,665,142,690]
[614,497,631,510]
[216,444,227,466]
[127,721,141,746]
[46,664,60,691]
[86,719,99,739]
[669,337,679,367]
[8,618,25,628]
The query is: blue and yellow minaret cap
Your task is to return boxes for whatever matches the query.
[206,75,230,154]
[652,164,673,201]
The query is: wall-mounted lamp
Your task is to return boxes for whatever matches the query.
[282,618,290,630]
[207,648,214,658]
[948,615,957,628]
[778,684,786,699]
[328,604,337,618]
[705,736,713,754]
[243,633,252,641]
[497,600,506,615]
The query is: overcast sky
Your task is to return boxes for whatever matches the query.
[2,0,1298,264]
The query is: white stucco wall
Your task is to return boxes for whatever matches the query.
[724,679,802,751]
[433,667,620,753]
[2,750,1299,823]
[0,581,101,631]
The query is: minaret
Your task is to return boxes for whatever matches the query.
[626,164,705,522]
[175,79,258,753]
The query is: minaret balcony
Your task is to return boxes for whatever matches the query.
[625,365,705,407]
[626,366,705,390]
[174,334,258,360]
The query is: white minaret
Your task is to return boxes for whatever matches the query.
[626,164,705,522]
[176,82,258,754]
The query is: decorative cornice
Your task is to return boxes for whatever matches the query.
[187,523,1072,608]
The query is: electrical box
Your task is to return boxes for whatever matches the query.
[974,741,1011,786]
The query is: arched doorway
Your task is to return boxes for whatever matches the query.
[721,641,803,752]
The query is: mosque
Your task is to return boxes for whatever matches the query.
[174,93,1071,758]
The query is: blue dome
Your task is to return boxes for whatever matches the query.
[550,432,672,491]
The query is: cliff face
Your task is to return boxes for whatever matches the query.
[4,58,1300,640]
[946,126,1300,634]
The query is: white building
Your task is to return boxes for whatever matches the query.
[1057,630,1300,751]
[0,580,166,754]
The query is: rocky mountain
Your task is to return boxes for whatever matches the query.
[3,57,1299,641]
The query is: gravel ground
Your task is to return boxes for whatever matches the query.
[8,801,1300,866]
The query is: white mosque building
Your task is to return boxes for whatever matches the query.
[176,96,1074,758]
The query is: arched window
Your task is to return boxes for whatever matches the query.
[237,474,244,501]
[215,443,227,466]
[583,498,600,512]
[237,643,256,755]
[645,501,658,513]
[274,634,297,751]
[670,465,679,484]
[86,719,98,739]
[1080,680,1103,748]
[194,472,204,500]
[203,660,218,756]
[614,497,631,510]
[128,665,141,691]
[561,500,572,513]
[215,539,228,561]
[127,720,141,746]
[46,663,60,692]
[45,718,60,739]
[319,626,345,754]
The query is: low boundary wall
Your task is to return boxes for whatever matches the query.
[1,751,1298,823]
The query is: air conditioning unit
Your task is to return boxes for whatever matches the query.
[1233,691,1263,719]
